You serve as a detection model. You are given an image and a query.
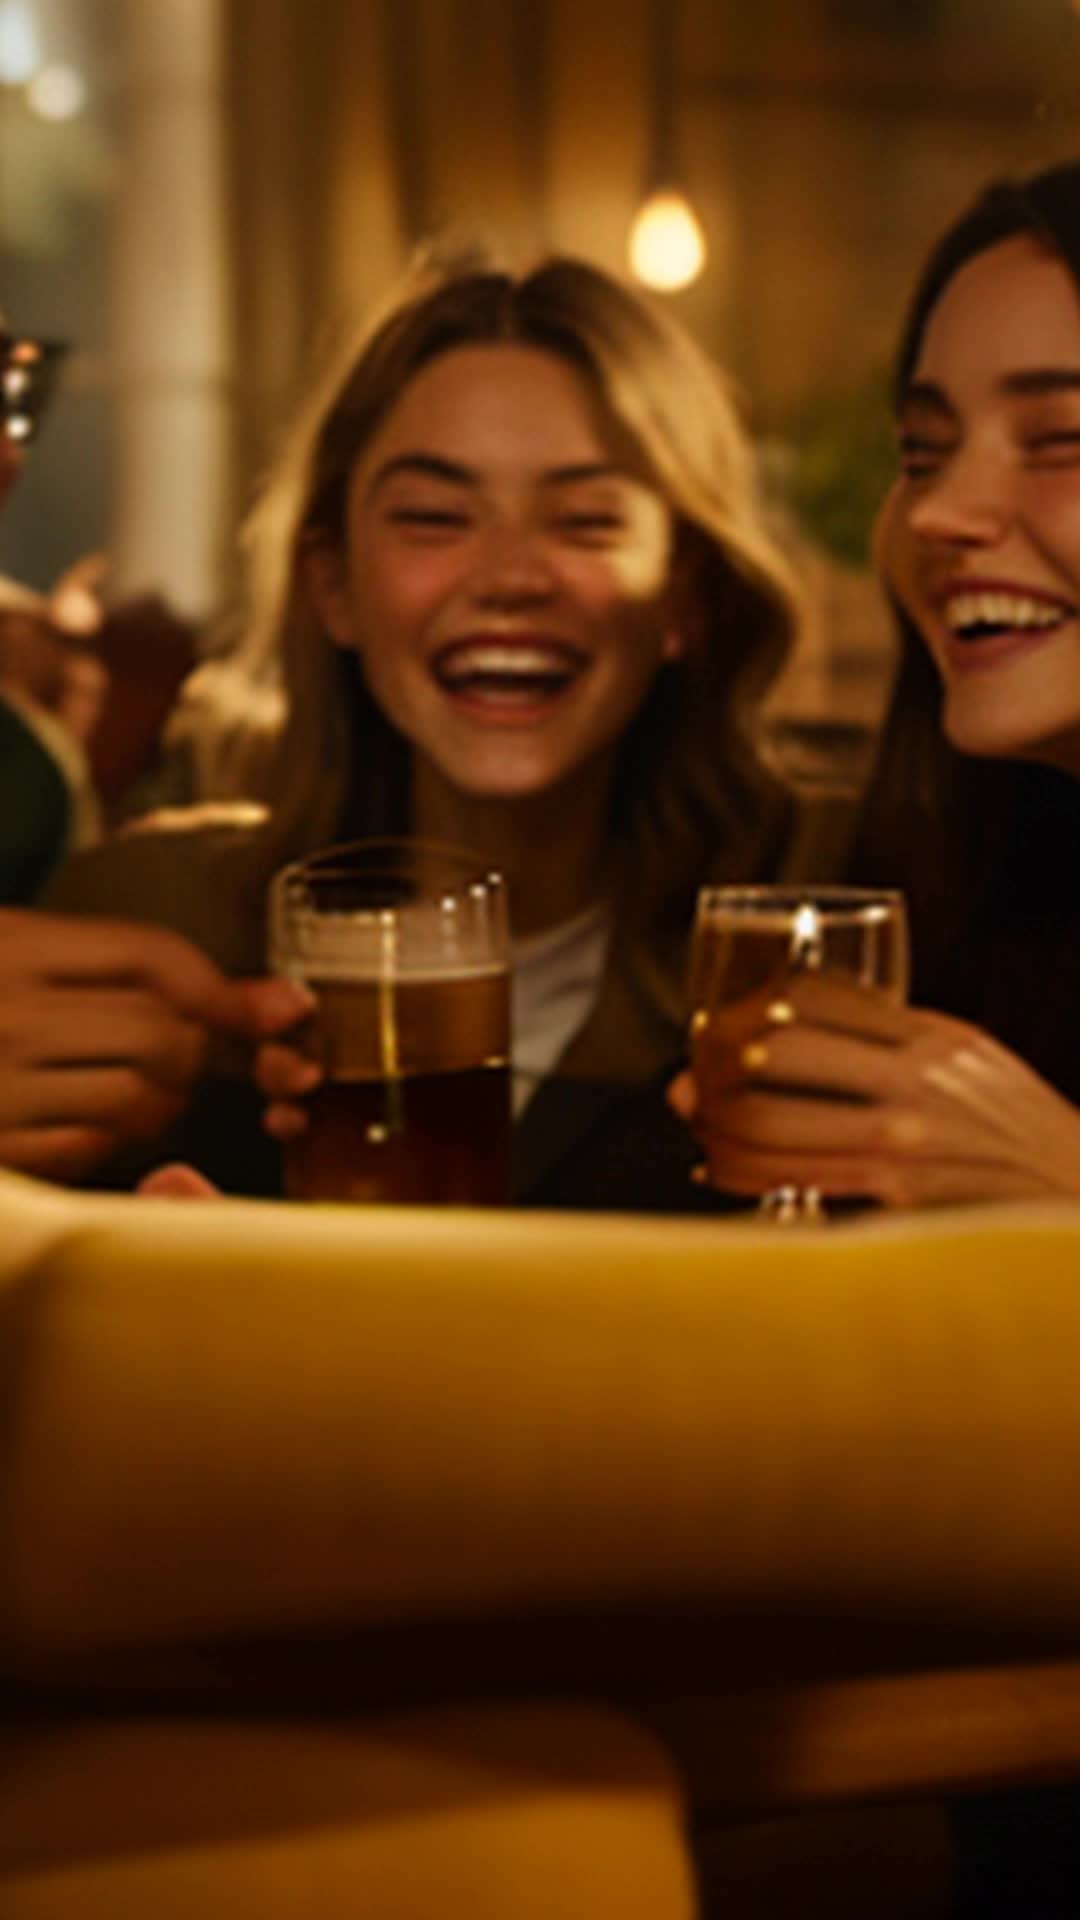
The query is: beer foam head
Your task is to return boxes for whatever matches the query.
[270,842,509,979]
[271,900,507,981]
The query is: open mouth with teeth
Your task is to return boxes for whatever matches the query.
[944,589,1075,645]
[431,640,588,710]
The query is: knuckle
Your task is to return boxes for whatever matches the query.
[254,1050,286,1096]
[147,1006,208,1075]
[94,1066,177,1137]
[108,1066,152,1113]
[879,1105,929,1152]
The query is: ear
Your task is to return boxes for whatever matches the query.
[299,535,357,649]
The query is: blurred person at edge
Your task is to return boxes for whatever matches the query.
[0,329,308,1182]
[51,249,820,1206]
[0,324,105,902]
[0,558,107,903]
[673,159,1080,1214]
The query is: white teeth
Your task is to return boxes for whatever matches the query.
[436,643,580,681]
[944,590,1070,635]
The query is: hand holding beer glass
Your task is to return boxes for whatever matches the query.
[688,885,910,1221]
[270,841,511,1205]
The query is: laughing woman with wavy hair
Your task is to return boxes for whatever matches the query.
[54,249,809,1204]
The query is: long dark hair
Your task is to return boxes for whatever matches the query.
[850,161,1080,1098]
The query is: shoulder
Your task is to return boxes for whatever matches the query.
[42,804,272,976]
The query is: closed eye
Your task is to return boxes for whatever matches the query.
[553,511,626,542]
[386,506,472,532]
[1024,431,1080,467]
[896,433,954,478]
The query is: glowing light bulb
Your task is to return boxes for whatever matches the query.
[27,64,87,120]
[628,188,707,292]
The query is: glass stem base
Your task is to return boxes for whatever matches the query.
[759,1184,824,1225]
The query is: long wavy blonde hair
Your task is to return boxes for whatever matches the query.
[175,250,805,1022]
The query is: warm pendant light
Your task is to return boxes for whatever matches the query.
[628,0,706,292]
[628,186,706,291]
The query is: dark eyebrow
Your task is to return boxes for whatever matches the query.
[541,462,623,487]
[1000,368,1080,398]
[367,453,476,497]
[900,370,1080,418]
[897,380,955,422]
[367,454,628,499]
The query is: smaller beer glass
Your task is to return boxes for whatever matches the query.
[689,885,909,1222]
[269,840,511,1206]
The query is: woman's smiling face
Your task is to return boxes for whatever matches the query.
[306,341,681,806]
[885,233,1080,776]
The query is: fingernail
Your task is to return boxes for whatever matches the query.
[766,999,795,1026]
[667,1075,696,1118]
[259,978,316,1025]
[740,1041,769,1072]
[887,1110,927,1150]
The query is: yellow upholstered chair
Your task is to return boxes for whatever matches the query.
[6,1170,1080,1912]
[0,1707,695,1919]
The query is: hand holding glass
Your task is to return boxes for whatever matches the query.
[688,885,910,1221]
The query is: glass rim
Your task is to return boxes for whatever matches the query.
[696,883,906,918]
[268,838,510,976]
[274,835,505,894]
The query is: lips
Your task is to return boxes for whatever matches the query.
[431,638,588,709]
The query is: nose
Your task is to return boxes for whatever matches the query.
[905,445,1011,549]
[468,519,556,609]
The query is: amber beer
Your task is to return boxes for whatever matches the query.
[690,893,910,1027]
[271,840,511,1206]
[284,964,510,1205]
[688,886,909,1222]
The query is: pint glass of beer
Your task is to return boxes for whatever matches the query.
[269,840,511,1205]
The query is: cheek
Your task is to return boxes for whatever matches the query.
[875,493,925,615]
[350,554,463,646]
[560,553,669,638]
[1029,485,1080,570]
[561,510,672,615]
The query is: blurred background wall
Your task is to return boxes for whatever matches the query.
[2,0,1080,760]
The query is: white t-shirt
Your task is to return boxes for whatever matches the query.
[510,901,610,1118]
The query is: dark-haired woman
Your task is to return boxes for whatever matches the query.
[681,160,1080,1212]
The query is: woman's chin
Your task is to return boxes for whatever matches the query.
[429,747,594,806]
[944,705,1080,772]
